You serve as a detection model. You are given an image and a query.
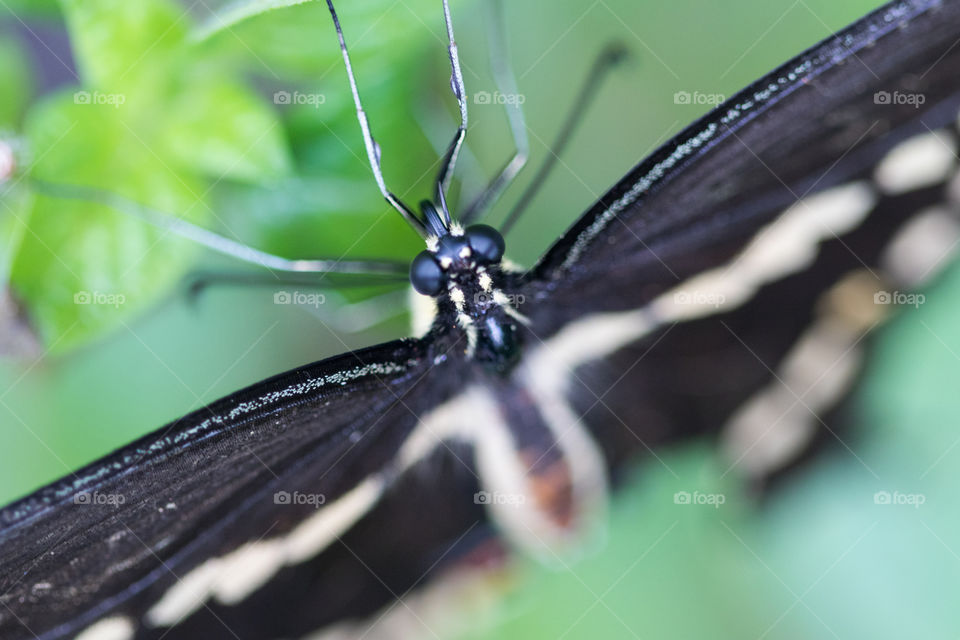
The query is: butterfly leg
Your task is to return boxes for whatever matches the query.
[184,270,406,301]
[498,43,629,235]
[30,178,410,278]
[432,0,470,222]
[458,0,530,225]
[184,271,410,333]
[324,0,425,236]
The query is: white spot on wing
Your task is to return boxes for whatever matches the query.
[397,393,477,470]
[721,271,882,476]
[283,478,384,563]
[146,477,385,626]
[659,181,876,320]
[881,207,960,287]
[524,182,879,438]
[526,308,656,383]
[74,616,135,640]
[723,319,862,476]
[146,559,222,627]
[874,130,956,194]
[210,542,284,605]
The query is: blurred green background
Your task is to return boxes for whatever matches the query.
[3,0,960,638]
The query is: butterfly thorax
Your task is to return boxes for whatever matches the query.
[409,206,526,371]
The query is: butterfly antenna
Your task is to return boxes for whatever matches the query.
[459,0,530,225]
[500,43,629,235]
[325,0,427,238]
[432,0,468,224]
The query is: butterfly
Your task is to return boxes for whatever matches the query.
[3,0,960,638]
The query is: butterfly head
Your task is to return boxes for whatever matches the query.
[409,199,504,293]
[410,226,504,295]
[409,200,523,369]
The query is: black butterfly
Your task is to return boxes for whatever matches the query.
[3,0,960,638]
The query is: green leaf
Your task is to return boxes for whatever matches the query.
[187,0,445,262]
[208,53,435,263]
[0,37,33,128]
[15,0,439,351]
[192,0,314,42]
[12,93,208,350]
[193,0,459,52]
[58,0,187,92]
[198,0,449,78]
[161,79,292,181]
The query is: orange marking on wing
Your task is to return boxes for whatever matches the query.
[519,449,575,528]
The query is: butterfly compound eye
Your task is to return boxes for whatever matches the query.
[465,224,505,264]
[410,251,445,296]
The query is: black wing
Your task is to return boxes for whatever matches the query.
[519,0,960,335]
[566,182,954,486]
[0,337,486,640]
[509,0,960,493]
